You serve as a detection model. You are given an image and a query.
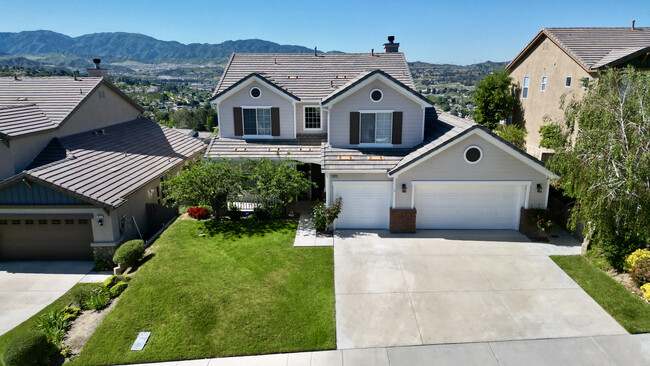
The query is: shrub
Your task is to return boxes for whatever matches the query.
[311,198,343,231]
[228,203,243,221]
[62,307,80,322]
[71,286,94,308]
[527,209,555,232]
[641,283,650,301]
[84,287,111,310]
[496,124,527,150]
[34,309,69,348]
[92,259,115,271]
[113,240,145,269]
[1,331,52,366]
[253,203,285,221]
[187,206,210,220]
[109,281,129,298]
[102,274,131,289]
[624,249,650,272]
[539,123,567,150]
[630,258,650,287]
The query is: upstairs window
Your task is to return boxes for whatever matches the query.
[243,108,271,135]
[541,76,547,91]
[360,112,392,144]
[522,77,530,99]
[565,76,572,87]
[304,106,321,129]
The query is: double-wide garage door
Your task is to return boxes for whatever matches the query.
[0,215,94,260]
[414,183,526,230]
[333,182,391,229]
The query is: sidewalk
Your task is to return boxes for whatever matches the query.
[293,214,333,247]
[130,334,650,366]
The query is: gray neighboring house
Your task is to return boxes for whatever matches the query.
[207,37,558,232]
[0,72,205,260]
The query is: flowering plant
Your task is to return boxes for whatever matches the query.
[187,206,210,220]
[311,198,342,231]
[527,209,555,232]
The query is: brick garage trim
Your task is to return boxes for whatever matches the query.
[390,208,417,233]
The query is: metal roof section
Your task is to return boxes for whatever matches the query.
[507,27,650,72]
[213,52,414,100]
[4,119,206,208]
[205,135,325,163]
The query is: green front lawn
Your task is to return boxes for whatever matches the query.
[551,255,650,333]
[0,282,99,354]
[71,219,335,365]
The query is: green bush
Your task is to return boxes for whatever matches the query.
[630,258,650,287]
[496,124,527,150]
[1,331,52,366]
[109,281,129,298]
[102,274,132,289]
[625,249,650,272]
[71,286,94,309]
[84,287,111,310]
[113,240,145,269]
[228,203,243,221]
[34,309,70,348]
[253,203,285,221]
[539,124,567,150]
[92,259,115,271]
[311,199,343,231]
[62,307,80,322]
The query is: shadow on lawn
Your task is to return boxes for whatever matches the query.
[129,253,156,273]
[201,219,294,240]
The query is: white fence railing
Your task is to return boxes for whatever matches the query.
[229,194,280,211]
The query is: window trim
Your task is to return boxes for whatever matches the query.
[370,89,384,102]
[359,110,393,145]
[522,76,530,99]
[241,106,272,137]
[303,105,322,131]
[541,76,547,91]
[565,76,572,88]
[463,145,483,164]
[249,86,262,99]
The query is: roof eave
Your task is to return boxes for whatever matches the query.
[210,73,300,103]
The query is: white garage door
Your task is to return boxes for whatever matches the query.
[333,182,391,229]
[414,183,527,229]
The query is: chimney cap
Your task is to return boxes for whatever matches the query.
[387,36,395,44]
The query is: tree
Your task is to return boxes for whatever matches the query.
[547,67,650,269]
[473,69,517,130]
[495,124,527,149]
[162,159,243,216]
[245,157,313,208]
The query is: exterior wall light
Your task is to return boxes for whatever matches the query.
[402,184,407,193]
[97,213,104,226]
[536,184,543,193]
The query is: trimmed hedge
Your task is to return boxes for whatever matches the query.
[113,240,145,269]
[109,281,129,298]
[1,331,52,366]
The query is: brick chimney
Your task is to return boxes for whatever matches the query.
[383,36,400,53]
[87,58,108,78]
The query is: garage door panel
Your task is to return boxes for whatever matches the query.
[334,182,391,229]
[415,184,524,230]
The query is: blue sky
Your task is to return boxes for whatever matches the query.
[1,0,647,65]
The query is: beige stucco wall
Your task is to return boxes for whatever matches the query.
[328,78,424,148]
[295,102,327,134]
[509,36,595,157]
[217,81,295,139]
[392,132,549,209]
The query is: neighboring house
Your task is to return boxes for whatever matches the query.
[208,37,557,232]
[0,68,206,260]
[506,25,650,159]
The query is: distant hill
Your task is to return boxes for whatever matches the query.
[409,60,510,87]
[0,30,321,61]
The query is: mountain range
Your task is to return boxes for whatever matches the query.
[0,30,322,61]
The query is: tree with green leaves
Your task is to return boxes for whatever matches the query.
[495,124,527,149]
[473,69,517,130]
[246,157,313,208]
[547,67,650,269]
[162,158,243,216]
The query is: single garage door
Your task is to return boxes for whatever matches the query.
[333,181,391,229]
[0,215,94,260]
[414,183,527,229]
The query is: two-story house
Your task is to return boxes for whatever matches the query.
[0,62,206,260]
[207,37,557,232]
[506,25,650,159]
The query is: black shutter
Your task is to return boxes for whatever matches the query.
[350,112,360,144]
[233,107,243,136]
[392,111,403,145]
[271,107,280,136]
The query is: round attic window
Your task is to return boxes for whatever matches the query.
[250,87,261,99]
[370,89,383,102]
[464,146,482,164]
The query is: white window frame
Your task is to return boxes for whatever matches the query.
[241,106,272,137]
[565,76,572,88]
[303,105,322,131]
[522,76,530,99]
[358,110,393,146]
[541,76,547,91]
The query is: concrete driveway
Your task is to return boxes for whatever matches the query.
[334,230,627,349]
[0,261,95,335]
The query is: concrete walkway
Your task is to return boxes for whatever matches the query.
[293,214,333,247]
[129,334,650,366]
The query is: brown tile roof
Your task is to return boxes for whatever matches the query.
[7,119,206,208]
[507,27,650,71]
[213,52,414,100]
[0,104,55,136]
[205,135,325,162]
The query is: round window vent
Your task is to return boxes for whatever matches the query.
[370,89,383,102]
[250,87,261,99]
[464,146,482,164]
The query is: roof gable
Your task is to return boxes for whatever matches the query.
[0,177,92,206]
[211,73,300,102]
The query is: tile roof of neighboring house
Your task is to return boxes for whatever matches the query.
[322,146,410,171]
[0,76,143,138]
[205,134,325,162]
[2,119,206,208]
[213,52,414,100]
[506,27,650,71]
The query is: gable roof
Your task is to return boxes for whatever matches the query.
[506,27,650,72]
[0,119,206,208]
[320,69,434,107]
[213,52,414,101]
[211,73,300,102]
[0,76,144,138]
